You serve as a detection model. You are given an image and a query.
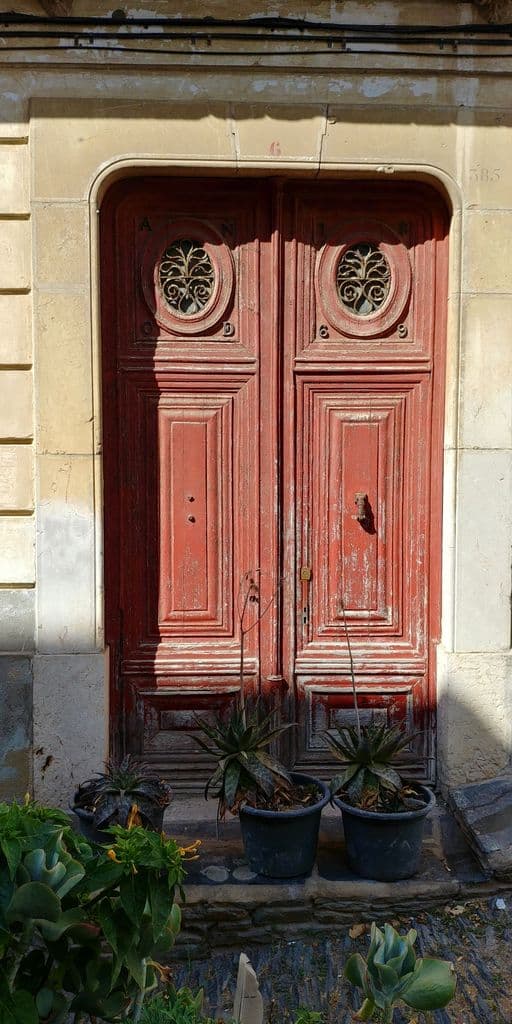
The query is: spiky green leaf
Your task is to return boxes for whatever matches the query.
[243,754,275,797]
[224,760,242,809]
[258,752,292,784]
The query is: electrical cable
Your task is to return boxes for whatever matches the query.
[0,14,511,60]
[0,44,510,60]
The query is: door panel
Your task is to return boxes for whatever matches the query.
[102,177,447,787]
[102,179,273,785]
[295,680,430,774]
[297,375,430,650]
[119,371,258,658]
[157,392,234,634]
[283,184,447,780]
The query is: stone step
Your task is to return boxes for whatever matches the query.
[163,798,504,959]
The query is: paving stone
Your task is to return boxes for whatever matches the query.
[173,897,512,1022]
[202,864,230,883]
[207,925,273,945]
[450,775,512,879]
[313,910,357,924]
[233,866,258,881]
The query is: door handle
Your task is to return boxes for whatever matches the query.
[353,492,376,535]
[354,492,368,522]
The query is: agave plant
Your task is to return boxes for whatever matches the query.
[194,702,293,819]
[327,720,420,811]
[73,755,171,831]
[345,921,456,1022]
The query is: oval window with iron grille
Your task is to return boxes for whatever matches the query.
[159,239,215,316]
[336,243,391,316]
[316,221,411,339]
[142,219,235,336]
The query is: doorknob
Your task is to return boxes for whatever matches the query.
[353,492,376,535]
[354,492,368,522]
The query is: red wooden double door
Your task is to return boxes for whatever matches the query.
[102,177,448,788]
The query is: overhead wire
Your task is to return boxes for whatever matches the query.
[0,14,511,60]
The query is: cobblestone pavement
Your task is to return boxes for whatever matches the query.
[174,895,512,1023]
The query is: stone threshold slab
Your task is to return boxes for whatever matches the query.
[173,867,509,962]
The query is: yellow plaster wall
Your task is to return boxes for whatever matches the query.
[0,112,34,647]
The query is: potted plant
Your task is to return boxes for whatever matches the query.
[196,698,329,878]
[195,571,329,878]
[71,755,171,844]
[327,603,435,881]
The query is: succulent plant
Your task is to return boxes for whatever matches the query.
[73,755,171,831]
[345,921,456,1022]
[0,798,185,1023]
[327,720,421,811]
[194,701,293,819]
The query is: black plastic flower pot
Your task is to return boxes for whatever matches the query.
[239,772,330,878]
[333,783,435,881]
[71,802,165,845]
[71,805,111,846]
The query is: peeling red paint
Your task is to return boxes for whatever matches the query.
[101,177,448,786]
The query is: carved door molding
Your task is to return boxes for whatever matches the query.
[101,177,448,786]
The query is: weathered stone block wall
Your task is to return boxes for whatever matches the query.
[0,0,509,801]
[0,100,34,798]
[437,110,512,784]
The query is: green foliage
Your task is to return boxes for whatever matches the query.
[327,721,421,811]
[106,824,185,884]
[0,797,185,1023]
[194,700,293,817]
[135,986,218,1024]
[344,921,456,1022]
[73,755,171,831]
[294,1011,324,1024]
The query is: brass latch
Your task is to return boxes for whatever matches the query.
[300,566,311,626]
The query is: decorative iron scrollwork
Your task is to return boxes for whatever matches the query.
[336,243,391,316]
[159,239,215,315]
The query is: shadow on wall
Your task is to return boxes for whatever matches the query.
[26,95,512,139]
[0,656,32,800]
[437,688,512,789]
